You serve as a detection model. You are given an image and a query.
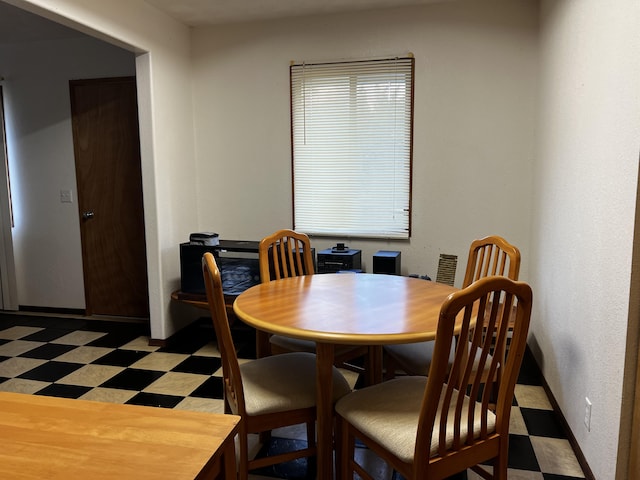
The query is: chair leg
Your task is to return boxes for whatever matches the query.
[238,428,250,480]
[338,417,355,479]
[384,368,396,380]
[259,430,271,445]
[303,420,317,477]
[384,354,398,380]
[493,443,509,480]
[306,420,316,448]
[334,417,342,477]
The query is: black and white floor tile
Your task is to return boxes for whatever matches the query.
[0,313,586,480]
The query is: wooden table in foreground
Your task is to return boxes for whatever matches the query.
[233,273,459,479]
[0,391,240,480]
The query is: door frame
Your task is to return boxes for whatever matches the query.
[622,172,640,479]
[0,85,18,310]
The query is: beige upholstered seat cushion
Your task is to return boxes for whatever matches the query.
[335,376,496,463]
[384,341,491,377]
[384,341,444,375]
[269,335,361,357]
[240,351,351,416]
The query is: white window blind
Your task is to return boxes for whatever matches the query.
[291,57,414,239]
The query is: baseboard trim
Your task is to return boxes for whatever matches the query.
[148,337,168,347]
[19,305,86,316]
[11,306,148,325]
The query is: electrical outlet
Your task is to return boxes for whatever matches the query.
[60,190,73,203]
[584,397,592,431]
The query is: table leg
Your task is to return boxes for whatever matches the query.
[366,345,383,385]
[222,436,237,480]
[315,342,335,479]
[255,330,270,358]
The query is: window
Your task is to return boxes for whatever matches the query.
[290,57,414,239]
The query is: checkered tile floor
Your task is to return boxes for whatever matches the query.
[0,313,587,479]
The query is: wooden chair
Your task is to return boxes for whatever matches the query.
[462,235,521,288]
[335,275,533,480]
[257,229,369,370]
[202,252,351,480]
[384,235,521,378]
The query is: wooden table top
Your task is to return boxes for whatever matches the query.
[233,273,459,345]
[0,391,240,480]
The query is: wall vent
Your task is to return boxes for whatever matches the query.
[436,254,457,286]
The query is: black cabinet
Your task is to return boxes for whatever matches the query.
[373,250,401,275]
[180,240,261,295]
[316,248,362,273]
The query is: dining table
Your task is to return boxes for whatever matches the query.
[0,391,240,479]
[233,272,460,479]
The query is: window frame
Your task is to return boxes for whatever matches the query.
[290,56,414,240]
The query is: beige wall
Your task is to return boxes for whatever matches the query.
[533,1,640,478]
[191,0,538,284]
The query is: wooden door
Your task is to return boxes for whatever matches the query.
[70,77,149,318]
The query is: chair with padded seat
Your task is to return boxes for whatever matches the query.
[336,275,533,480]
[257,229,369,370]
[202,252,351,480]
[384,235,521,379]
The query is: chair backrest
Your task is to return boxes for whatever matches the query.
[462,235,521,288]
[202,252,246,417]
[415,276,532,469]
[259,229,315,282]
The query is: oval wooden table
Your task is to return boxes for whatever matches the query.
[233,273,459,479]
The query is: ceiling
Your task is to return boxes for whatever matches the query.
[143,0,447,26]
[0,0,447,44]
[0,2,82,44]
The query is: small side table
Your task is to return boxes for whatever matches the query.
[171,290,239,325]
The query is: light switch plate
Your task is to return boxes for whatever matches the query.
[60,190,73,203]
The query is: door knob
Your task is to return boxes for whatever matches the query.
[82,211,95,220]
